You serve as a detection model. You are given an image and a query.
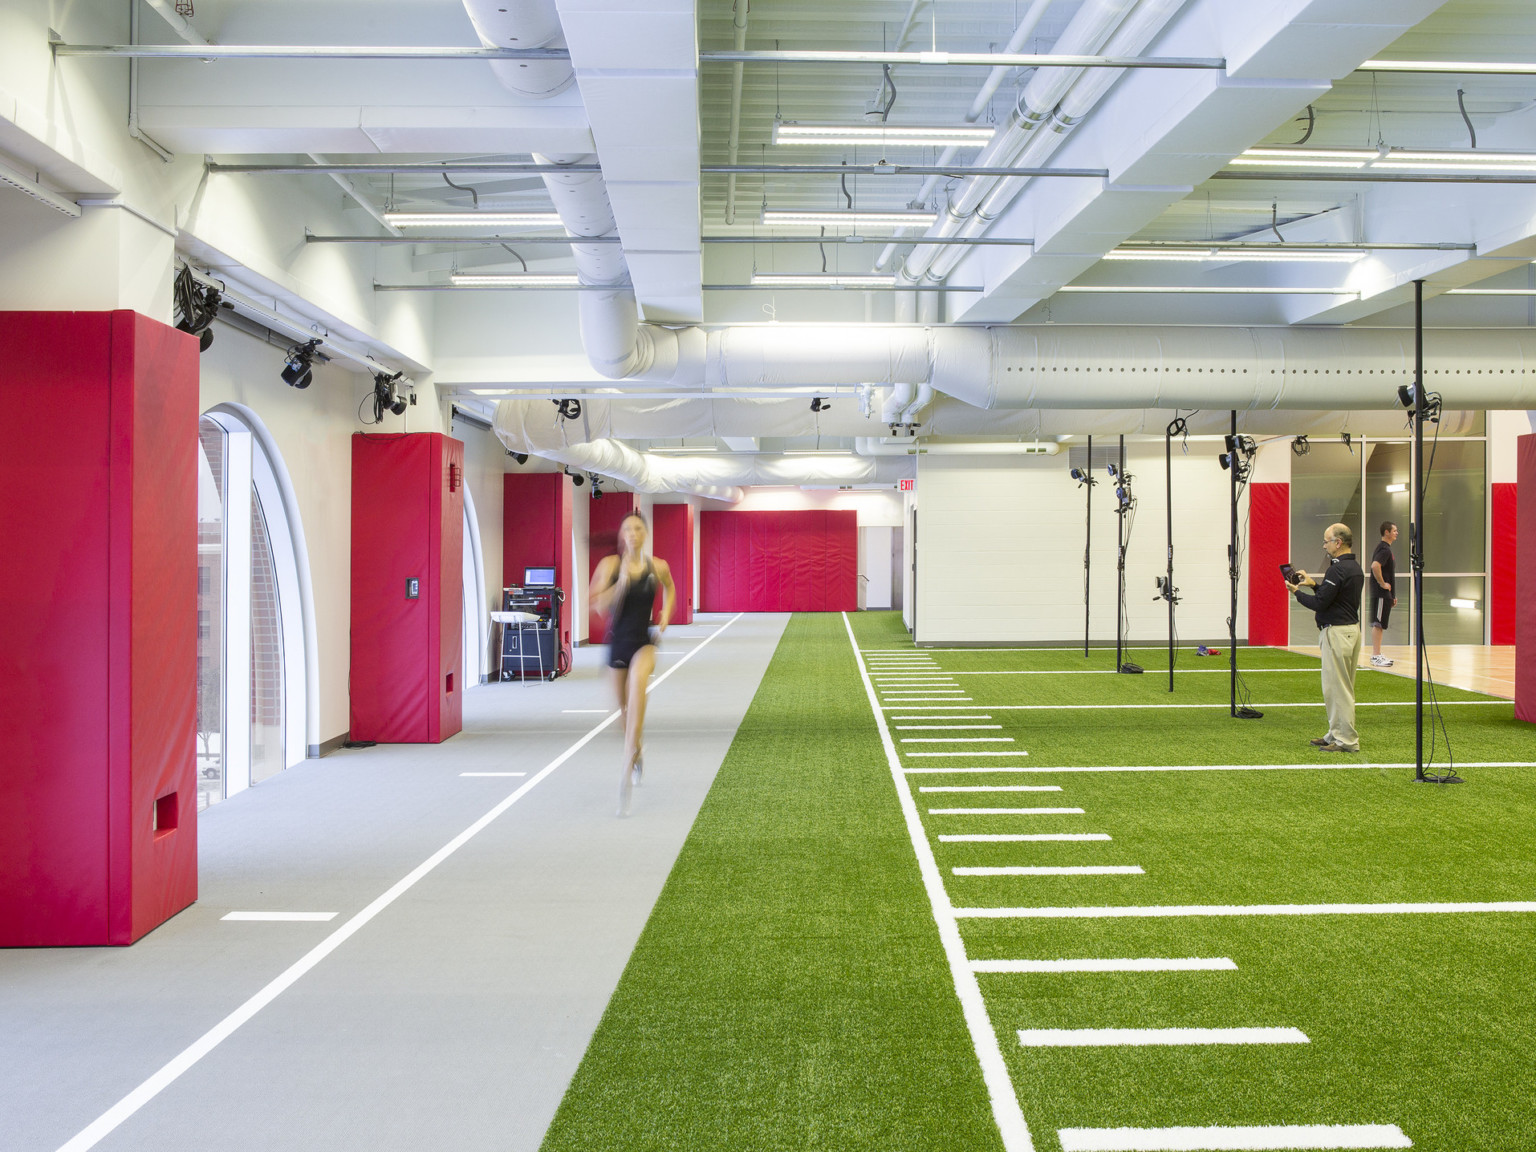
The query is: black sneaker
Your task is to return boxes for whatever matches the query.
[1309,737,1331,747]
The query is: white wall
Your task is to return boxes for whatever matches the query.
[913,447,1246,645]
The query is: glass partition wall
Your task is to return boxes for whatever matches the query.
[1288,427,1487,647]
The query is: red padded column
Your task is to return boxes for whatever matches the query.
[652,503,694,624]
[1516,437,1536,722]
[503,472,574,671]
[586,493,635,643]
[0,310,199,946]
[350,433,464,744]
[1493,482,1517,646]
[1247,483,1290,647]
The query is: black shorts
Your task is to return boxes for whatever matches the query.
[1370,596,1392,630]
[608,627,658,669]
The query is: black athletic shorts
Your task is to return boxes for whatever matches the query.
[1370,596,1392,630]
[608,627,659,669]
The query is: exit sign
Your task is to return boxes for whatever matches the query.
[899,478,915,492]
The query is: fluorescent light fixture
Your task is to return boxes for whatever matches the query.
[1361,59,1536,75]
[1058,285,1360,295]
[1385,483,1408,493]
[383,212,564,228]
[782,449,852,455]
[1231,146,1536,172]
[1106,247,1365,263]
[1449,598,1480,609]
[647,446,719,453]
[763,210,938,227]
[751,274,894,287]
[449,273,581,286]
[1445,288,1536,296]
[773,123,995,148]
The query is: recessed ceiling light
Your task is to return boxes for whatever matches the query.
[1105,247,1366,263]
[751,274,894,287]
[762,210,938,227]
[449,273,581,286]
[1058,285,1360,295]
[383,212,565,228]
[773,123,995,148]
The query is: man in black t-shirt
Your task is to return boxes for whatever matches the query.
[1289,523,1366,753]
[1369,521,1398,668]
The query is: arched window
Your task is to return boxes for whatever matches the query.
[196,406,317,808]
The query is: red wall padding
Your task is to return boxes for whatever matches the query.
[1247,483,1291,648]
[503,472,573,669]
[700,510,858,612]
[1516,438,1536,722]
[587,493,636,643]
[1493,482,1517,646]
[651,503,695,625]
[0,311,199,946]
[351,433,464,743]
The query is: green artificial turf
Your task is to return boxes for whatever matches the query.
[541,611,1536,1152]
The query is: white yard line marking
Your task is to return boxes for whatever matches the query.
[842,614,1036,1152]
[907,751,1028,757]
[930,807,1085,815]
[957,866,1145,877]
[906,767,1038,774]
[942,834,1112,842]
[973,958,1235,973]
[59,613,748,1152]
[932,669,1319,676]
[921,762,1536,773]
[921,785,1062,793]
[880,701,1503,710]
[897,725,1004,730]
[1018,1027,1307,1047]
[459,772,527,777]
[893,715,994,721]
[221,912,337,922]
[955,900,1536,920]
[884,697,976,702]
[902,737,1016,744]
[1057,1124,1412,1151]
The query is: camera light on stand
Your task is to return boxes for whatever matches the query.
[1385,482,1408,493]
[1449,598,1480,610]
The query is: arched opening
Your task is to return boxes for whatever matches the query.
[462,481,489,688]
[196,406,317,807]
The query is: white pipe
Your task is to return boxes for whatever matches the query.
[462,0,576,97]
[899,0,1140,284]
[900,382,935,426]
[875,0,1058,271]
[883,382,916,423]
[724,0,751,225]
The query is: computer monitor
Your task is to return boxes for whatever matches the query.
[523,566,556,587]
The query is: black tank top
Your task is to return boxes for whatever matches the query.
[609,558,657,647]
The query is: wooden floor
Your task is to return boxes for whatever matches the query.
[1285,643,1517,700]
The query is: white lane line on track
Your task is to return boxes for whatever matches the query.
[942,834,1111,842]
[842,613,1036,1152]
[920,785,1062,793]
[955,900,1536,919]
[460,772,527,777]
[930,807,1085,815]
[221,912,338,922]
[956,866,1145,877]
[1019,1027,1307,1047]
[974,958,1235,973]
[902,737,1016,744]
[1057,1123,1412,1151]
[897,725,1003,730]
[58,613,749,1152]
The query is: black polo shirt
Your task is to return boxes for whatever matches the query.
[1296,553,1365,628]
[1370,540,1395,599]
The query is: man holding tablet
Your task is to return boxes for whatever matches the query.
[1286,523,1366,753]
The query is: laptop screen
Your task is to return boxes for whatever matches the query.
[523,566,556,586]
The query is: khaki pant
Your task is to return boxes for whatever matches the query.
[1319,624,1362,751]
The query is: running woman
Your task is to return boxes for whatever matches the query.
[589,510,676,815]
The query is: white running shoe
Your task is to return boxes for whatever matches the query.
[631,749,643,787]
[1370,655,1394,668]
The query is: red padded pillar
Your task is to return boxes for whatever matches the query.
[1516,437,1536,722]
[0,310,199,946]
[350,433,464,744]
[1493,482,1517,646]
[652,503,694,624]
[1247,483,1290,647]
[587,493,636,643]
[503,472,573,669]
